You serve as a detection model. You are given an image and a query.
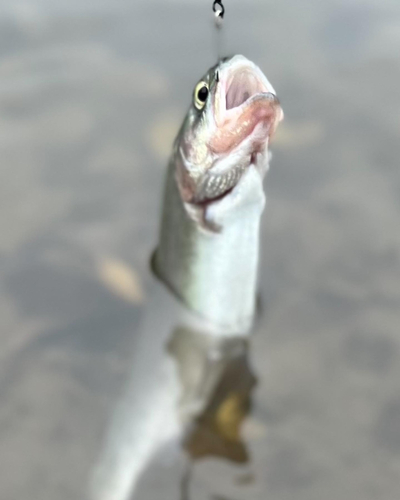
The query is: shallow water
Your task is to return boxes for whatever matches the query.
[1,1,400,499]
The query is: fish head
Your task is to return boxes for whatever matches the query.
[174,55,283,226]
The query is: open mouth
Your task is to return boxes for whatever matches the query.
[225,68,268,111]
[191,62,281,205]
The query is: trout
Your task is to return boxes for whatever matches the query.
[90,55,282,500]
[154,54,283,334]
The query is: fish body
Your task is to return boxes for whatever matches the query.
[154,55,283,334]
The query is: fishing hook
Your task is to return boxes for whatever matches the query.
[213,0,225,19]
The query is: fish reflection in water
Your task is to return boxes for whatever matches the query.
[89,276,256,500]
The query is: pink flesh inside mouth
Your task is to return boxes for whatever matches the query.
[225,69,266,110]
[210,67,279,156]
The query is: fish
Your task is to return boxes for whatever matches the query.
[90,55,283,500]
[154,54,283,334]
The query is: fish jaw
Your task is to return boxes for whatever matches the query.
[211,56,282,155]
[176,55,283,211]
[211,92,281,154]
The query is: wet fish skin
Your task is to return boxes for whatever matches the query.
[154,55,283,334]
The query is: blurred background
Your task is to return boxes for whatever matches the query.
[0,0,400,498]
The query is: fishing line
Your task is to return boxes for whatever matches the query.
[212,0,225,60]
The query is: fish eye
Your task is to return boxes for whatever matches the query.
[194,81,209,110]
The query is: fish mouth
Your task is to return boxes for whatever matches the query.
[193,57,282,204]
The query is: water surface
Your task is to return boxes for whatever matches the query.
[0,1,400,499]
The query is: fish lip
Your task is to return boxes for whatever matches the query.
[213,56,278,125]
[222,91,281,136]
[217,91,281,128]
[209,59,283,157]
